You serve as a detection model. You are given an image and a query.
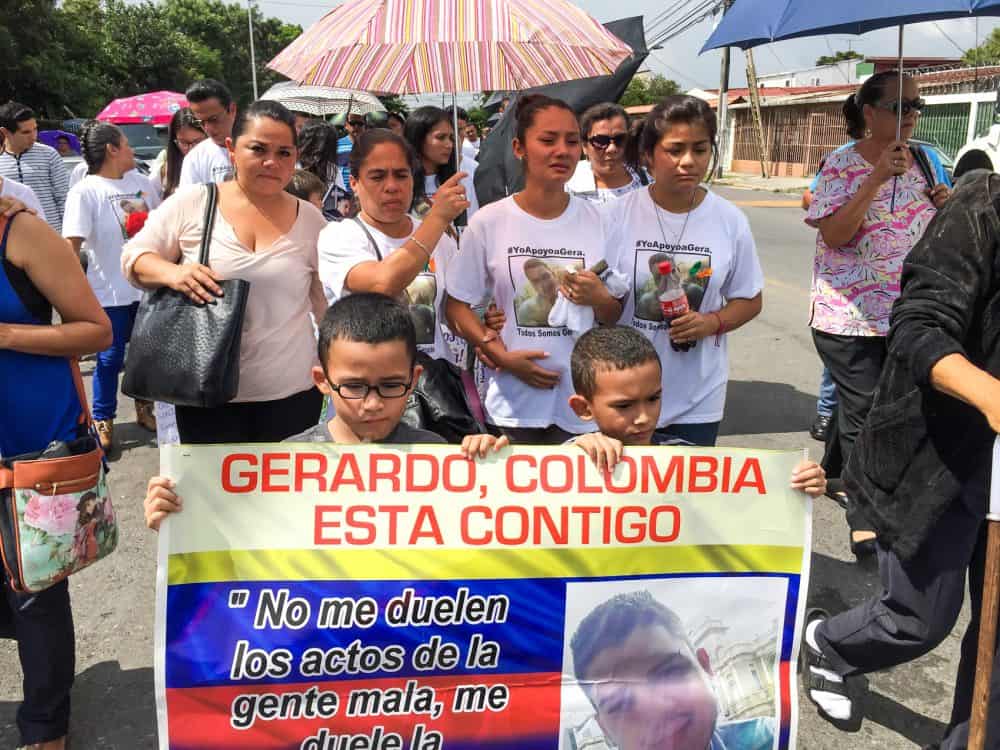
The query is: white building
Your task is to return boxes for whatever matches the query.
[758,61,859,88]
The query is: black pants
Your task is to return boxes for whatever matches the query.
[811,330,887,531]
[816,471,996,748]
[175,387,324,444]
[0,571,75,745]
[501,425,575,445]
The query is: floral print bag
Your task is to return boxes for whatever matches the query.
[0,359,117,593]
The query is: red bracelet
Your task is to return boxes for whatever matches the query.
[711,312,726,347]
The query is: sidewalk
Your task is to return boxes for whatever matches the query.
[712,172,811,194]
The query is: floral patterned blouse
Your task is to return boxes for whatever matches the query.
[806,145,937,336]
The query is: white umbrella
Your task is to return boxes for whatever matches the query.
[260,82,385,117]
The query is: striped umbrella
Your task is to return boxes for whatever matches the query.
[260,82,385,117]
[266,0,632,95]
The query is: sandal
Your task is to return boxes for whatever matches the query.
[800,608,859,729]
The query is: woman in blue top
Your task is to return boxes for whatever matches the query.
[0,200,111,750]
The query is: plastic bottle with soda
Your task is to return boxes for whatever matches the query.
[657,260,692,352]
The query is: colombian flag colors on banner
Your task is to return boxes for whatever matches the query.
[154,444,812,750]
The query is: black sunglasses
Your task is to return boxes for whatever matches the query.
[587,133,627,150]
[875,97,925,116]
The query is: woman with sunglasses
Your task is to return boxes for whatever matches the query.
[566,103,648,205]
[806,71,950,559]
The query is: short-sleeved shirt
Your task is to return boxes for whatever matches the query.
[446,195,609,434]
[121,185,328,402]
[284,421,446,444]
[0,143,70,231]
[63,172,162,307]
[178,139,233,186]
[317,215,457,360]
[806,145,938,336]
[566,161,646,205]
[605,187,764,427]
[0,176,44,216]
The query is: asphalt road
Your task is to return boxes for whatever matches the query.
[0,187,965,749]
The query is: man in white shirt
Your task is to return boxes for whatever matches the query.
[462,122,481,160]
[179,79,237,187]
[450,107,480,219]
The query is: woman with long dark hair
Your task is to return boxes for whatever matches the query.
[159,108,206,199]
[404,106,479,219]
[63,120,162,448]
[603,95,763,447]
[445,95,621,444]
[298,120,348,219]
[806,70,950,556]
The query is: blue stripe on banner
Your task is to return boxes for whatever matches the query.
[165,579,567,690]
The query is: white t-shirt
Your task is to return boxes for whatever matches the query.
[424,157,480,219]
[566,160,646,204]
[63,172,161,307]
[178,138,232,186]
[317,215,457,360]
[70,163,162,206]
[605,187,764,427]
[447,195,610,433]
[0,177,44,216]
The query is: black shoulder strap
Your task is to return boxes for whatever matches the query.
[198,183,219,267]
[910,145,936,191]
[352,215,383,261]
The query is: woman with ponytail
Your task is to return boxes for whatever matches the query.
[63,120,161,449]
[805,71,950,558]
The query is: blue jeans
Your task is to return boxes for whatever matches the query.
[656,421,721,447]
[93,302,138,421]
[816,366,838,417]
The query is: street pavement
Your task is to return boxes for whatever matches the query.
[0,186,963,749]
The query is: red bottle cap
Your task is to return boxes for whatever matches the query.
[658,260,673,275]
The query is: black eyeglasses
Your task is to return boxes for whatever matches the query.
[326,377,412,400]
[875,97,926,116]
[587,133,627,150]
[347,119,367,129]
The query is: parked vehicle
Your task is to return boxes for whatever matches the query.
[953,95,1000,179]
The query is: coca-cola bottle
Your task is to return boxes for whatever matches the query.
[657,260,692,352]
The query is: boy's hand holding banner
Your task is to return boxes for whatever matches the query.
[155,444,811,750]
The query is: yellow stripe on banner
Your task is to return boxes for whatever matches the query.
[168,544,803,585]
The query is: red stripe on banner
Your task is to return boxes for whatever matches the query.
[166,672,562,749]
[778,660,791,729]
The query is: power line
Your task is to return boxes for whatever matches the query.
[932,21,968,57]
[650,0,719,48]
[647,50,709,88]
[645,0,706,40]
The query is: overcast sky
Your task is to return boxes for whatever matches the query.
[253,0,1000,103]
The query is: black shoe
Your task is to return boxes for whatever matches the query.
[810,413,832,441]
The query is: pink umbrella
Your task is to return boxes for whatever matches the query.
[96,91,189,126]
[267,0,632,95]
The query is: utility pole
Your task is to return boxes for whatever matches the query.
[247,0,259,100]
[715,0,734,179]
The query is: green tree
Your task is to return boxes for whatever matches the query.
[378,95,408,115]
[618,74,679,107]
[964,27,1000,66]
[815,50,863,66]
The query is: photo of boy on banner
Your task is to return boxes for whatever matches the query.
[561,578,783,750]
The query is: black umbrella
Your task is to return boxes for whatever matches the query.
[473,16,650,208]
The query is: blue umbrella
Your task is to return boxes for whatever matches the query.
[701,0,1000,210]
[701,1,1000,51]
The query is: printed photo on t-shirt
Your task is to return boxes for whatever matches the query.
[114,192,152,241]
[509,253,584,328]
[402,273,437,347]
[632,243,713,323]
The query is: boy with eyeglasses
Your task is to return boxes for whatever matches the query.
[143,294,505,529]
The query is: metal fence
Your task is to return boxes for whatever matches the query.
[732,104,848,175]
[913,102,970,157]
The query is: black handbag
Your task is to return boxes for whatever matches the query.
[402,352,488,443]
[122,183,251,408]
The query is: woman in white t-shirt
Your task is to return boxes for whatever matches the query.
[317,129,468,361]
[446,95,624,444]
[0,175,43,216]
[404,106,480,222]
[566,102,648,205]
[63,120,162,449]
[605,95,764,446]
